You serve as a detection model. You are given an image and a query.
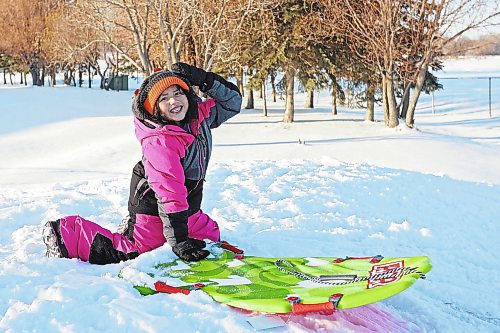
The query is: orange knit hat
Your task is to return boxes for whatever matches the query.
[143,75,190,115]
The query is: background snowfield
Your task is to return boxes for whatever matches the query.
[1,56,499,332]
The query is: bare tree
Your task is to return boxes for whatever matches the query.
[0,0,61,86]
[327,0,499,128]
[243,0,326,123]
[334,0,406,127]
[403,0,500,127]
[152,0,193,68]
[304,0,379,121]
[82,0,156,75]
[186,0,262,71]
[43,2,105,87]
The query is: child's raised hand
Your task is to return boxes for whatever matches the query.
[171,62,214,92]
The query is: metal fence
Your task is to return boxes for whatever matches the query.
[429,76,500,117]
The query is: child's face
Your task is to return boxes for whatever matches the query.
[158,85,189,122]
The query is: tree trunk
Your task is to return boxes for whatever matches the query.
[405,65,428,128]
[41,65,45,86]
[92,62,108,90]
[236,68,244,97]
[262,81,267,116]
[399,83,411,119]
[51,68,56,86]
[382,76,389,126]
[240,67,244,97]
[139,53,151,77]
[78,69,83,87]
[64,69,70,85]
[236,78,243,96]
[20,73,24,85]
[245,88,254,109]
[384,74,399,128]
[88,62,92,88]
[365,81,375,121]
[29,68,39,86]
[331,80,337,115]
[132,32,151,76]
[3,69,6,84]
[45,67,50,86]
[283,67,295,123]
[270,72,277,102]
[305,89,314,108]
[170,42,180,69]
[245,69,254,109]
[29,58,42,86]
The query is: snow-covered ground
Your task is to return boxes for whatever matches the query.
[0,56,499,332]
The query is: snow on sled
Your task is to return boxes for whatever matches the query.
[121,242,431,315]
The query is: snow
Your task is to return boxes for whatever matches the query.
[1,57,500,332]
[437,55,500,77]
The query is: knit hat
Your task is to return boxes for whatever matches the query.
[132,70,198,125]
[143,75,189,115]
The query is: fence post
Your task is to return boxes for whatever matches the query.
[432,91,435,115]
[489,77,492,118]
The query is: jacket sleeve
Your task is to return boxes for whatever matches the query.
[141,135,188,213]
[199,75,242,129]
[141,135,190,246]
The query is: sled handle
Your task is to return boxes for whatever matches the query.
[291,302,335,315]
[220,241,244,258]
[288,294,342,315]
[154,281,190,295]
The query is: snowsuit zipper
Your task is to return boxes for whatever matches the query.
[190,134,206,194]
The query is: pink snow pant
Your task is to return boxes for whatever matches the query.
[59,210,220,263]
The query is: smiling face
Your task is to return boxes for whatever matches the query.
[157,85,189,123]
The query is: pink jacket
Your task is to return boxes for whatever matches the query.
[134,99,217,213]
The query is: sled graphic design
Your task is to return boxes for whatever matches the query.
[121,248,431,314]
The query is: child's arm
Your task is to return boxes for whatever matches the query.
[172,62,242,128]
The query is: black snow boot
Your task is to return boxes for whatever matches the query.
[42,220,68,258]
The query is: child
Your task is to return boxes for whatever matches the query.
[43,63,242,264]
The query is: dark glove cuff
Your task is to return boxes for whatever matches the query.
[167,210,189,244]
[172,239,210,261]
